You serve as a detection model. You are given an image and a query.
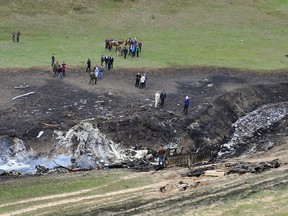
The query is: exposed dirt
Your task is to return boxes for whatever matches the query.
[0,66,287,152]
[0,66,288,215]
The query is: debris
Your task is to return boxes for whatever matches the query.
[160,186,166,192]
[53,160,78,172]
[12,92,34,100]
[177,181,191,191]
[37,131,44,138]
[204,170,225,177]
[15,84,30,89]
[227,159,280,175]
[53,160,93,172]
[190,181,200,188]
[42,123,58,128]
[187,166,216,177]
[35,164,49,175]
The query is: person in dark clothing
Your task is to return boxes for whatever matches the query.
[16,30,21,42]
[160,90,167,107]
[123,46,128,59]
[51,53,55,67]
[104,56,108,68]
[136,46,140,57]
[12,31,16,42]
[101,55,105,65]
[157,144,166,166]
[135,73,141,87]
[86,58,91,72]
[110,56,114,68]
[57,64,63,79]
[183,96,190,115]
[107,57,111,70]
[105,38,110,49]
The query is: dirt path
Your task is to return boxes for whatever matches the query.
[1,164,287,216]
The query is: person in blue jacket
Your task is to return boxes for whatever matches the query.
[183,96,190,115]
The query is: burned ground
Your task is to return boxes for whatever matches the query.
[0,66,287,157]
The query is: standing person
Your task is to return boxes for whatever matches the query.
[110,56,114,68]
[51,53,55,67]
[136,46,140,57]
[131,45,136,58]
[123,46,128,59]
[135,73,141,87]
[183,96,190,115]
[104,56,108,68]
[53,61,59,77]
[160,90,167,107]
[139,74,146,89]
[143,73,147,88]
[57,63,63,79]
[94,66,99,84]
[155,91,160,108]
[86,58,91,72]
[89,70,95,85]
[107,57,111,70]
[99,65,104,80]
[61,61,67,77]
[16,30,21,42]
[157,144,166,166]
[105,38,110,49]
[101,55,105,66]
[12,31,16,42]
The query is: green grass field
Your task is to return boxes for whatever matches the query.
[0,0,288,70]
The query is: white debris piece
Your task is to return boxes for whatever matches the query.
[12,92,34,100]
[37,131,44,138]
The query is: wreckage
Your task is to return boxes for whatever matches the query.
[1,99,286,176]
[1,82,287,176]
[0,119,155,175]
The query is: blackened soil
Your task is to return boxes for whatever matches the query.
[0,66,287,155]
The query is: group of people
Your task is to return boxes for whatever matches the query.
[51,53,67,79]
[100,55,114,70]
[129,44,141,58]
[135,71,190,114]
[89,65,104,85]
[156,91,190,115]
[135,73,147,89]
[105,37,141,60]
[87,56,114,72]
[11,30,21,42]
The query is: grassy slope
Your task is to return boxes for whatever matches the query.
[0,0,288,70]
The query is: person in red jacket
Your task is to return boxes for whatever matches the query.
[61,61,67,77]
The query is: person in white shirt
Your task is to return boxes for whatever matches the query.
[94,66,99,84]
[155,91,160,108]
